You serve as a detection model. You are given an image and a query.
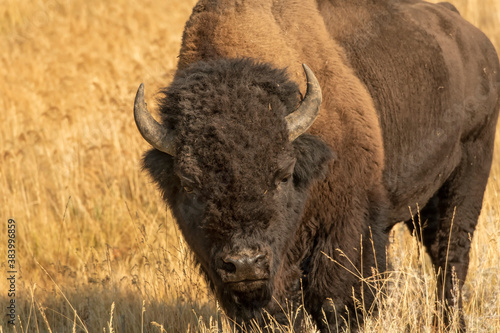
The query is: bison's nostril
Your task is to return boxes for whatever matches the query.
[223,257,251,274]
[221,259,237,273]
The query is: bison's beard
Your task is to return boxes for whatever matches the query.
[218,279,274,324]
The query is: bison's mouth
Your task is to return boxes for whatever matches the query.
[226,278,269,292]
[218,277,273,322]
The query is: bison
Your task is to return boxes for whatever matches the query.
[134,0,500,331]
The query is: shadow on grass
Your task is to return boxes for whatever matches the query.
[2,286,219,333]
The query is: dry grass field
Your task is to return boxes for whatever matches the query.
[0,0,499,332]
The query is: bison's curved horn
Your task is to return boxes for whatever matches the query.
[134,83,176,156]
[285,64,322,141]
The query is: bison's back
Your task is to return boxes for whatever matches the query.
[319,0,500,220]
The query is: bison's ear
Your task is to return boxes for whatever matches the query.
[292,134,335,188]
[142,149,180,207]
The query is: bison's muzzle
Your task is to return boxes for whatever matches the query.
[216,252,270,286]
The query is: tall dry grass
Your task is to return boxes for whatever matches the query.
[0,0,499,332]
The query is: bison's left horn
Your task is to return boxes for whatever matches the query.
[134,83,176,156]
[285,64,322,141]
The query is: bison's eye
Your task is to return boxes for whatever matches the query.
[178,174,197,195]
[274,158,297,187]
[183,185,194,194]
[281,175,291,184]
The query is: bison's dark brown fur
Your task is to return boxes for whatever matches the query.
[136,0,500,331]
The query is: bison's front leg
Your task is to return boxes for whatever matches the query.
[302,224,388,332]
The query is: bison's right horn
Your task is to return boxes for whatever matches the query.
[285,64,322,141]
[134,83,176,156]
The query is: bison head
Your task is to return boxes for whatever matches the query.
[136,59,333,322]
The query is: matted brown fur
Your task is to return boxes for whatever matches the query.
[141,0,500,331]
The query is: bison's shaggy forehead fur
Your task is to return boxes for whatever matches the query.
[163,59,299,198]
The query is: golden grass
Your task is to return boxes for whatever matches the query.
[0,0,499,332]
